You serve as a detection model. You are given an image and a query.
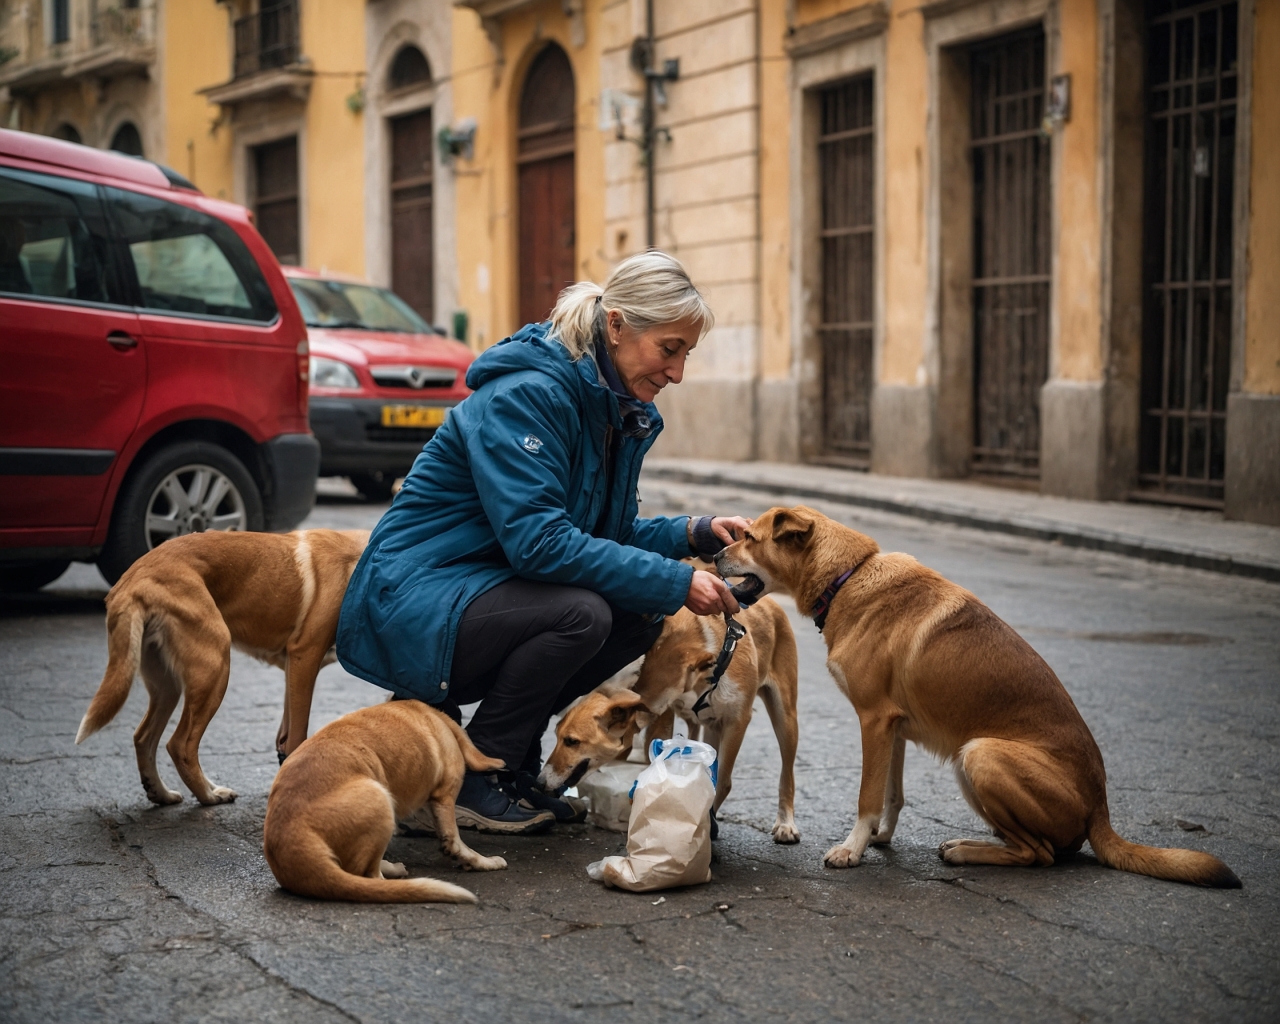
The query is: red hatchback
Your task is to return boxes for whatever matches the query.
[0,129,318,589]
[286,268,473,502]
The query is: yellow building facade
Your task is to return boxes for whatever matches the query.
[3,0,1276,523]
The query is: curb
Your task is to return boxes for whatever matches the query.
[642,466,1280,584]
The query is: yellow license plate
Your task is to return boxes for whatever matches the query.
[381,405,447,428]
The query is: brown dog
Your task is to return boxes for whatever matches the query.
[263,699,507,903]
[75,528,368,805]
[631,599,801,843]
[714,506,1240,888]
[538,689,652,794]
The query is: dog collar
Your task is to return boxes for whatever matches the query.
[812,566,859,632]
[691,615,747,719]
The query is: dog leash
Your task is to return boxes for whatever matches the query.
[691,614,746,719]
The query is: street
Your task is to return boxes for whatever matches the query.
[1,477,1276,1024]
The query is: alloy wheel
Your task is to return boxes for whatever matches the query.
[144,463,248,550]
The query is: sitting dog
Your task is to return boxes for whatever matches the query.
[631,599,801,843]
[715,505,1240,888]
[264,700,507,903]
[75,528,369,806]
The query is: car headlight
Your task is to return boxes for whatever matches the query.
[309,357,360,390]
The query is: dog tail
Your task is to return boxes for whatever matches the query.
[76,598,146,745]
[1088,807,1240,888]
[440,714,506,773]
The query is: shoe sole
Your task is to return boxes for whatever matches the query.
[454,806,555,835]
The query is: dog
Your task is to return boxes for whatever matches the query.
[538,689,653,795]
[263,699,507,903]
[630,599,801,844]
[75,528,369,806]
[714,505,1240,888]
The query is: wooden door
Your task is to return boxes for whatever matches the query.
[517,44,576,327]
[254,136,299,266]
[391,109,434,324]
[970,28,1051,479]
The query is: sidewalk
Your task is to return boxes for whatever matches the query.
[642,459,1280,583]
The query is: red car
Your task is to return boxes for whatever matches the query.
[285,268,473,502]
[0,129,318,590]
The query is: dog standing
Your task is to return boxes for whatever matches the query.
[715,506,1240,888]
[75,528,368,806]
[263,700,507,903]
[631,598,801,844]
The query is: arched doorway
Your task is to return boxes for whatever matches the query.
[517,44,575,327]
[387,44,434,323]
[109,122,144,157]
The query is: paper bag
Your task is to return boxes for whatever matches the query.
[586,739,717,892]
[576,761,645,832]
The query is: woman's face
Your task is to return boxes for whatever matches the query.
[606,310,701,404]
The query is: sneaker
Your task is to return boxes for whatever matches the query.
[454,772,555,835]
[512,772,587,824]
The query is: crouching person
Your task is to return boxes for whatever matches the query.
[335,251,748,834]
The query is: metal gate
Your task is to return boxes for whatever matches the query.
[817,74,875,463]
[1138,0,1237,507]
[970,29,1051,478]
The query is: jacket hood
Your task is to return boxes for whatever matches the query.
[465,321,584,392]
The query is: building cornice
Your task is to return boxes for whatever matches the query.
[784,2,888,59]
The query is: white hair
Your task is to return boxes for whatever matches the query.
[547,250,715,360]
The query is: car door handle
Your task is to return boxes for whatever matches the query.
[107,331,138,351]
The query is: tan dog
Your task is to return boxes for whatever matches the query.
[538,689,652,793]
[715,506,1240,888]
[631,599,801,843]
[75,528,369,806]
[263,700,507,903]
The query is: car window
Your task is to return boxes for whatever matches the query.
[0,168,123,305]
[105,187,278,323]
[289,277,431,333]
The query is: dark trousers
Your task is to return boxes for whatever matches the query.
[446,578,664,773]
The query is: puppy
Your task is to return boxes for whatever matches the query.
[538,689,652,793]
[264,700,507,903]
[715,506,1240,888]
[76,528,369,806]
[632,599,801,843]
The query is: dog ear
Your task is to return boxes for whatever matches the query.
[770,507,815,544]
[692,652,716,675]
[600,690,649,735]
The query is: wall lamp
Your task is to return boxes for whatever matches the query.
[438,118,477,163]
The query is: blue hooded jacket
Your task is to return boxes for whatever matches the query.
[335,322,695,702]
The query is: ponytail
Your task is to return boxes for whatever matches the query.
[548,250,715,361]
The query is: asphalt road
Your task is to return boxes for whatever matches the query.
[2,477,1276,1024]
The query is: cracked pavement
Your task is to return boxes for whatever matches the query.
[1,478,1276,1023]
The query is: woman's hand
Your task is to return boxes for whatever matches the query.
[710,516,752,546]
[685,569,740,616]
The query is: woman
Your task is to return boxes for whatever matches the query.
[336,251,748,834]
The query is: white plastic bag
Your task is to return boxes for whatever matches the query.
[576,761,645,833]
[586,739,718,892]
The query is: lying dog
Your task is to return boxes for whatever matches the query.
[76,528,369,805]
[632,599,801,843]
[264,700,507,903]
[715,506,1240,888]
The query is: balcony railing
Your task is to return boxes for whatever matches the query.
[91,3,154,49]
[233,0,299,79]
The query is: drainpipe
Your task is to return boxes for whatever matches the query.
[632,0,679,249]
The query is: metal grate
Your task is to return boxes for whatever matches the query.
[233,0,299,79]
[970,28,1051,478]
[1137,0,1237,508]
[817,74,875,462]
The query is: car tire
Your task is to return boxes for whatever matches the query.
[97,441,265,585]
[0,560,71,593]
[349,471,397,503]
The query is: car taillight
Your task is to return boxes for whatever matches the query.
[296,338,309,416]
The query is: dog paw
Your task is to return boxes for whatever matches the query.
[478,855,508,872]
[381,860,408,879]
[197,786,238,806]
[772,823,801,845]
[869,828,895,846]
[823,845,862,869]
[144,785,183,806]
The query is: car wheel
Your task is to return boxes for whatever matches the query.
[97,441,265,584]
[349,471,397,503]
[0,560,71,593]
